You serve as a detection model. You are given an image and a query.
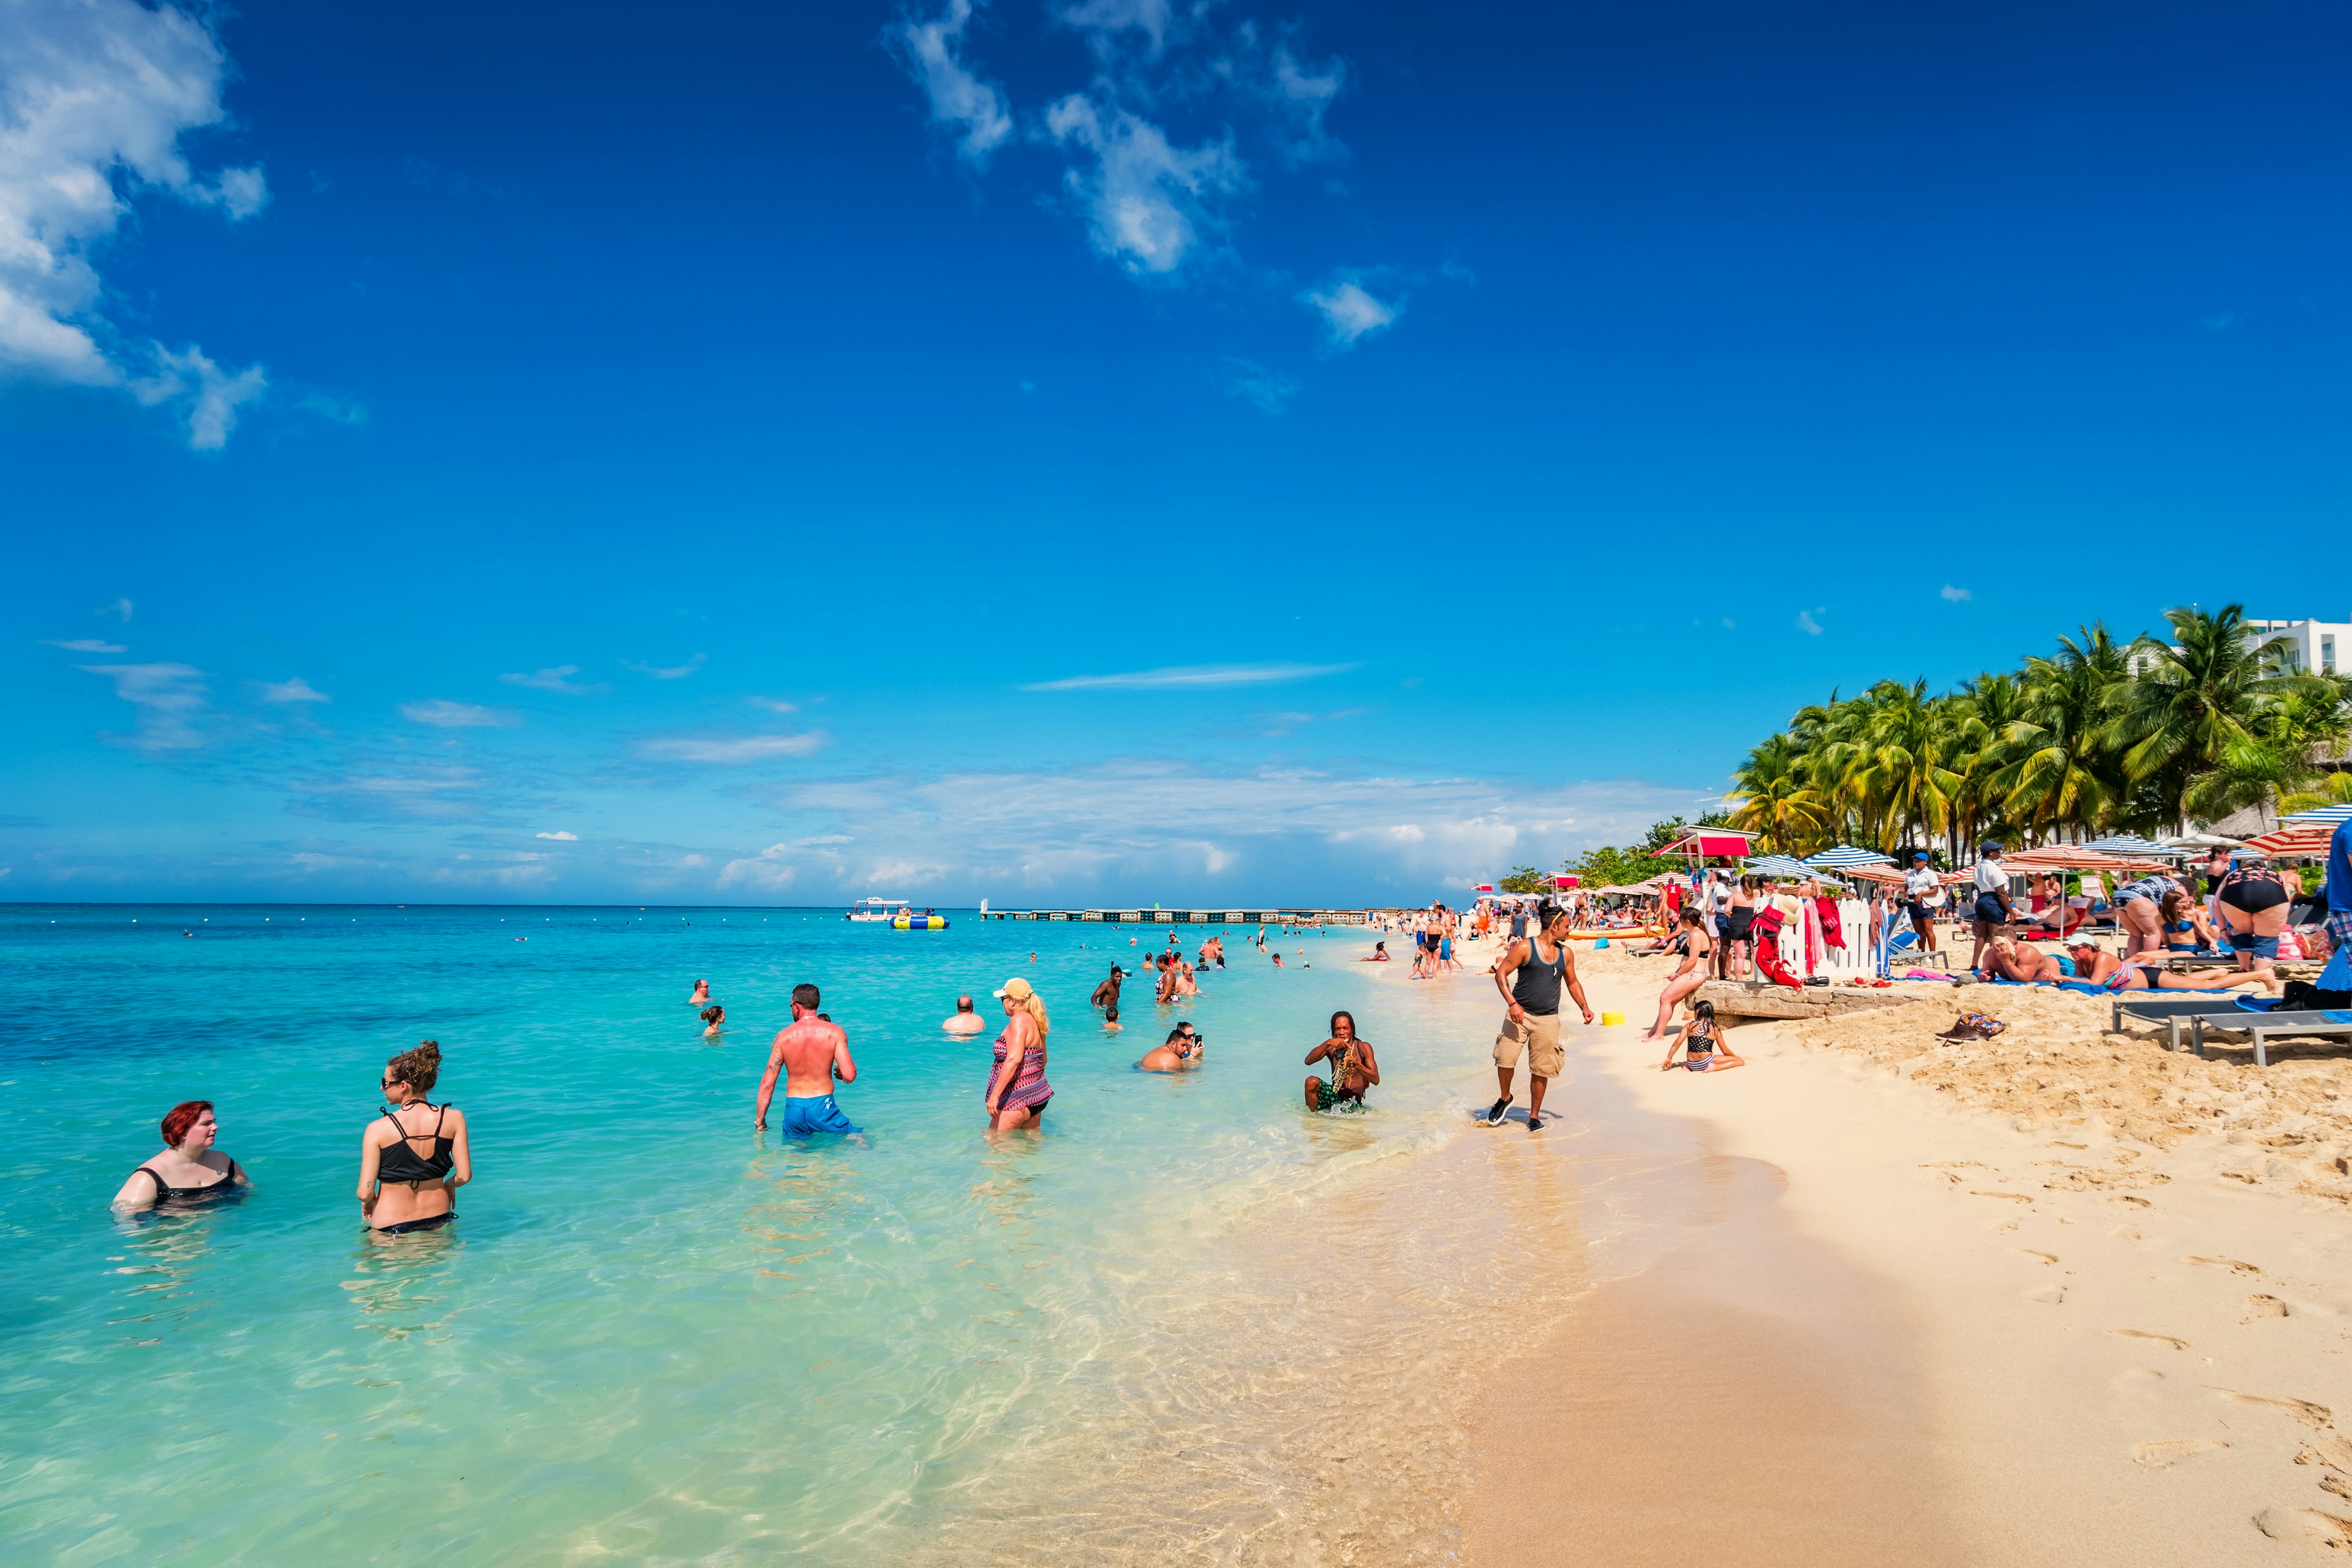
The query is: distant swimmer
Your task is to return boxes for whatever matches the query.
[755,983,861,1137]
[1270,951,1284,967]
[112,1099,250,1210]
[689,978,710,1006]
[1139,1022,1200,1071]
[701,1004,726,1037]
[1304,1011,1378,1110]
[943,995,987,1035]
[1102,1005,1123,1033]
[1659,1000,1743,1072]
[1090,963,1126,1011]
[360,1041,469,1234]
[983,977,1054,1131]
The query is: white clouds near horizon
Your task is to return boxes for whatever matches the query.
[401,699,518,728]
[500,664,604,693]
[0,0,268,444]
[1940,584,1972,602]
[636,733,829,764]
[44,637,124,652]
[1023,661,1354,691]
[536,830,578,841]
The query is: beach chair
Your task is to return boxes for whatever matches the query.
[2190,1009,2352,1068]
[2111,996,2248,1051]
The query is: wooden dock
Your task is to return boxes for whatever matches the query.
[980,908,1370,925]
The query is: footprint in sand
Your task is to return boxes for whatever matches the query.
[2133,1438,2228,1468]
[2019,1249,2059,1265]
[2242,1295,2290,1324]
[1972,1190,2034,1204]
[2253,1506,2352,1545]
[2303,1433,2352,1472]
[2114,1195,2152,1208]
[2223,1392,2332,1428]
[2185,1254,2262,1276]
[2111,1226,2142,1241]
[2025,1284,2067,1305]
[2109,1329,2189,1351]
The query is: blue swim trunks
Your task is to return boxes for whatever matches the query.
[781,1095,859,1137]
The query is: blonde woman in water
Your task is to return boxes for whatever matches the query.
[984,977,1054,1131]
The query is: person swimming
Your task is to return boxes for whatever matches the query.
[701,1004,725,1037]
[943,995,986,1035]
[111,1099,251,1210]
[1139,1022,1200,1071]
[1303,1011,1378,1110]
[689,978,710,1006]
[360,1041,470,1234]
[1103,1004,1124,1033]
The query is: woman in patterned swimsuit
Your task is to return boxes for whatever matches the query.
[984,976,1055,1131]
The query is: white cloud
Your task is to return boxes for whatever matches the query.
[622,654,706,680]
[747,696,799,713]
[1796,608,1825,636]
[95,597,133,622]
[636,732,831,764]
[535,830,578,842]
[76,660,206,750]
[893,0,1014,165]
[1940,584,1972,603]
[130,342,266,449]
[400,699,518,728]
[1302,277,1396,347]
[257,676,329,703]
[1022,661,1355,692]
[0,0,268,440]
[499,665,601,693]
[1044,94,1244,275]
[717,841,798,891]
[1221,356,1298,413]
[43,638,124,652]
[1058,0,1176,54]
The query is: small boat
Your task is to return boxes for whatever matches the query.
[846,898,909,924]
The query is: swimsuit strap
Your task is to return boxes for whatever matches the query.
[133,1163,167,1193]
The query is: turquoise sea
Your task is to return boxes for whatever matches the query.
[1,905,1547,1563]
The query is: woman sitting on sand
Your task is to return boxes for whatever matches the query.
[1659,999,1743,1073]
[1303,1011,1378,1110]
[2064,942,2279,994]
[1362,941,1390,962]
[1643,907,1714,1041]
[359,1041,470,1234]
[112,1100,251,1210]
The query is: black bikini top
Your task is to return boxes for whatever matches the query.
[378,1105,455,1184]
[132,1159,242,1204]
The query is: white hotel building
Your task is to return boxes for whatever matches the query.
[2244,615,2347,676]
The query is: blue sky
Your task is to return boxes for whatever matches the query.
[3,0,2348,905]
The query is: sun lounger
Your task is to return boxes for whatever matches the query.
[2111,995,2251,1050]
[2189,1009,2352,1068]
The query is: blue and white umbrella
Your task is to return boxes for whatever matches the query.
[1804,845,1896,870]
[2282,804,2352,827]
[1745,853,1834,881]
[2081,834,2186,858]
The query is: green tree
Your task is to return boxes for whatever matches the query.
[1986,625,2128,843]
[1498,865,1549,894]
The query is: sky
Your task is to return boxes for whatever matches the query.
[2,0,2348,907]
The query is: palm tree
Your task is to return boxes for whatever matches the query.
[2105,605,2337,832]
[1988,625,2130,843]
[1851,679,1967,854]
[1727,732,1830,854]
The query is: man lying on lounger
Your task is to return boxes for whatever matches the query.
[2064,941,2280,995]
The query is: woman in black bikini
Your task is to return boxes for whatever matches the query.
[2214,855,2294,973]
[358,1040,470,1234]
[111,1100,251,1209]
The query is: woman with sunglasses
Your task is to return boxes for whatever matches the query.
[358,1040,471,1234]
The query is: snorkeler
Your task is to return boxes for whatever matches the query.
[754,984,861,1136]
[112,1100,250,1209]
[1303,1011,1378,1110]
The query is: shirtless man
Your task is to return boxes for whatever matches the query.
[1980,937,2064,984]
[942,995,986,1035]
[1139,1022,1203,1072]
[753,983,860,1136]
[1090,963,1125,1011]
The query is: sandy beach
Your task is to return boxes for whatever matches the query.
[1366,932,2352,1562]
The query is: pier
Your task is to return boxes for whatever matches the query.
[979,908,1370,925]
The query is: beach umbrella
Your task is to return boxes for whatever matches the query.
[1656,829,1752,858]
[2282,804,2352,827]
[2082,833,2187,858]
[2002,845,2137,870]
[1743,853,1817,879]
[2162,832,2245,850]
[2245,826,2334,858]
[1804,845,1896,870]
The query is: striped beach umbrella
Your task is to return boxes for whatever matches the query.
[2081,833,2186,858]
[2282,804,2352,827]
[1804,845,1896,870]
[1744,853,1821,879]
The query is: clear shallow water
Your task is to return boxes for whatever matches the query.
[0,906,1532,1562]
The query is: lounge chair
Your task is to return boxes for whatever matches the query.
[2190,1009,2352,1068]
[2111,995,2251,1050]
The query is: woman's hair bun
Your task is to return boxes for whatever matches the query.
[387,1039,442,1095]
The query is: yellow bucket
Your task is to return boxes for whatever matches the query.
[1599,1011,1624,1027]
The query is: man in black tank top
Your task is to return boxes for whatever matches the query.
[1487,905,1594,1131]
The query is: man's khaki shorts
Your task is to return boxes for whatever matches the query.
[1494,1010,1564,1079]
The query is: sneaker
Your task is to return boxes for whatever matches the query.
[1485,1096,1511,1126]
[1526,1111,1544,1132]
